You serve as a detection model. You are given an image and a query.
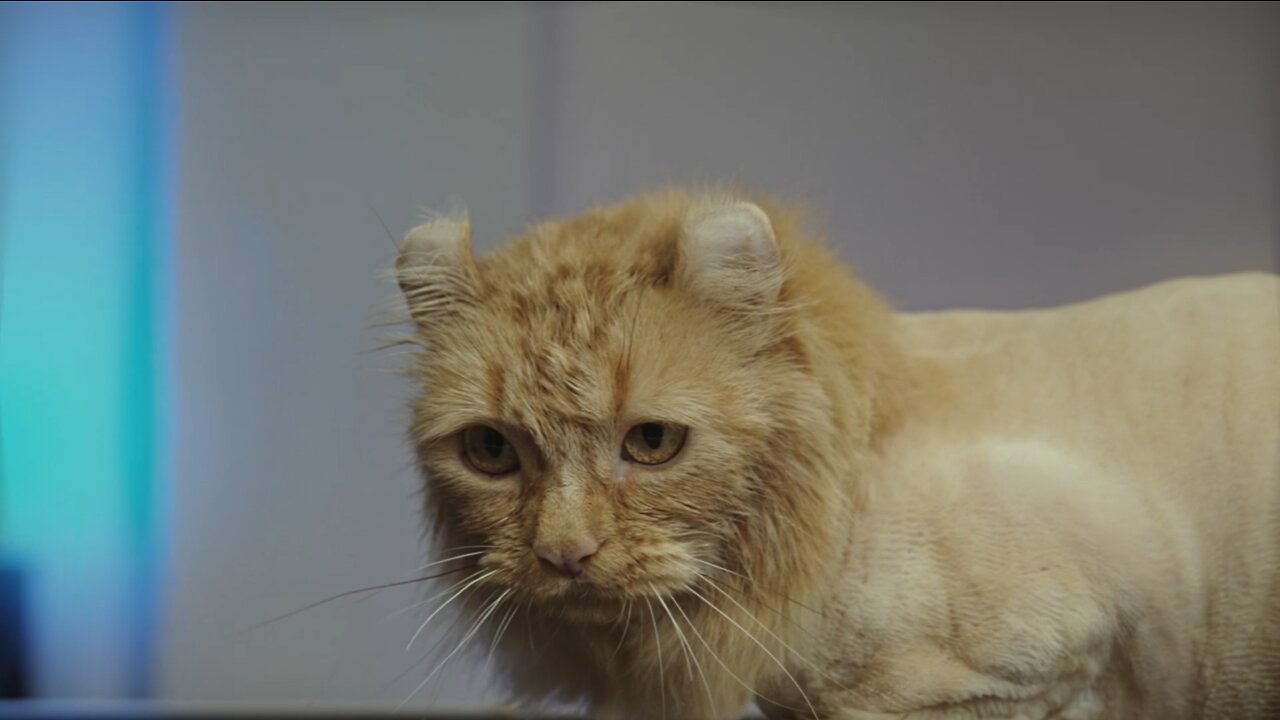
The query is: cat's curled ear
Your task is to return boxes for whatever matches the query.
[397,214,478,327]
[678,201,783,313]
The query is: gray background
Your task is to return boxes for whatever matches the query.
[159,1,1279,710]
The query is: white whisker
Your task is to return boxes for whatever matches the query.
[685,584,819,720]
[644,597,667,720]
[671,593,807,715]
[690,556,749,582]
[383,567,486,622]
[699,574,848,690]
[411,549,491,572]
[398,587,511,711]
[653,588,716,716]
[612,597,634,659]
[525,599,537,656]
[405,568,497,651]
[650,587,693,683]
[485,601,520,673]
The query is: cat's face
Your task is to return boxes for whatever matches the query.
[398,195,821,621]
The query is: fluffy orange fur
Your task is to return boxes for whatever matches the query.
[396,189,1280,719]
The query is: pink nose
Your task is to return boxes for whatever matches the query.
[533,538,599,578]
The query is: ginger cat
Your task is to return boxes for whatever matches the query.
[395,190,1279,719]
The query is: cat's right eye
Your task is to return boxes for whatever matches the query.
[461,425,520,476]
[622,422,688,466]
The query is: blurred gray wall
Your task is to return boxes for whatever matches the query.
[160,1,1279,709]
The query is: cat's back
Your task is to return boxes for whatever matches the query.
[873,272,1280,717]
[896,271,1278,366]
[892,272,1279,583]
[894,271,1279,463]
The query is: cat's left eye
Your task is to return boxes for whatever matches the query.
[622,423,688,466]
[461,425,520,476]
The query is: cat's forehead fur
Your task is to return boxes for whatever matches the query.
[400,191,793,450]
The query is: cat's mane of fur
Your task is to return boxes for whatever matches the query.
[396,188,911,716]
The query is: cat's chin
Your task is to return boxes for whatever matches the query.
[558,601,627,625]
[536,587,640,625]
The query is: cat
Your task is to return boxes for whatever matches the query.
[395,189,1280,719]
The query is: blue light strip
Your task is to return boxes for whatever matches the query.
[0,1,171,697]
[128,1,176,699]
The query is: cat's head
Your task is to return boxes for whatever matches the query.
[396,191,850,621]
